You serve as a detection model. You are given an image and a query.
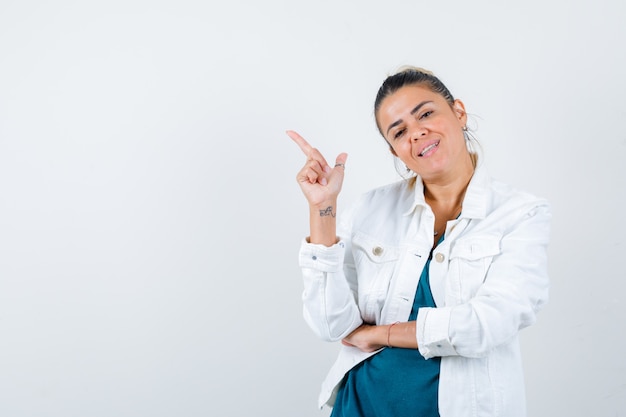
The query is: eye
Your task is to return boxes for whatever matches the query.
[393,128,406,140]
[419,110,433,119]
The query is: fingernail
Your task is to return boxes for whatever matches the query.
[324,165,331,173]
[320,178,328,186]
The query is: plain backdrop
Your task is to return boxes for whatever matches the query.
[1,0,625,416]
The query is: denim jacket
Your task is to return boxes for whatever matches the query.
[298,162,551,417]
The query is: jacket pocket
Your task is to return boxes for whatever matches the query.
[351,232,401,323]
[448,235,501,302]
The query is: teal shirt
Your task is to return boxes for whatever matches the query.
[330,252,441,417]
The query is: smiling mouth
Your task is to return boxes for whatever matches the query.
[419,141,440,157]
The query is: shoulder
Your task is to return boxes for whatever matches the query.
[338,179,415,230]
[490,178,550,213]
[483,178,552,236]
[361,179,413,202]
[354,179,415,213]
[463,163,551,224]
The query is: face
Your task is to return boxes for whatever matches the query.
[377,85,469,181]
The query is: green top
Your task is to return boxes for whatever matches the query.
[330,248,441,417]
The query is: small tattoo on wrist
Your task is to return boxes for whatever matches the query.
[319,206,336,217]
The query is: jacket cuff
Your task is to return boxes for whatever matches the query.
[416,307,458,358]
[299,238,345,273]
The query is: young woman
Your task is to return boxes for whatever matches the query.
[287,67,550,417]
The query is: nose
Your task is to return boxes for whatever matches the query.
[409,123,427,141]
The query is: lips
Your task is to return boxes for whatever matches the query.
[418,140,440,157]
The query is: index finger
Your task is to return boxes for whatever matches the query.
[286,130,313,156]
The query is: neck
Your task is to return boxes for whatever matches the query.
[423,157,475,209]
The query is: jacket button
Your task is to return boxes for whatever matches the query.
[434,253,445,263]
[372,246,384,256]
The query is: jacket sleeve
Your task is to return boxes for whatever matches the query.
[298,208,363,342]
[416,201,551,358]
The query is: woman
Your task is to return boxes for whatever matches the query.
[287,67,550,417]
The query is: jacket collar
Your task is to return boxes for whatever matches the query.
[403,160,491,220]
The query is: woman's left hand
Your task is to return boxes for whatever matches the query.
[343,322,418,351]
[341,324,385,352]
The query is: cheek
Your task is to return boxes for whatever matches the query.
[389,141,408,157]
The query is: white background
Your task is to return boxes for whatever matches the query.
[1,0,625,416]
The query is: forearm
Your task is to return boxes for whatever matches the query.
[309,200,339,247]
[388,321,418,349]
[343,321,418,352]
[299,238,362,341]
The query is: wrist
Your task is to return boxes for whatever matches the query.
[309,200,338,214]
[387,322,400,347]
[309,204,337,246]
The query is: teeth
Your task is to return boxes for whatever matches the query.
[420,142,438,156]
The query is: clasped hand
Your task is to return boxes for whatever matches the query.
[341,324,386,353]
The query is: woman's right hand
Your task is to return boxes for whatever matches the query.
[287,130,348,208]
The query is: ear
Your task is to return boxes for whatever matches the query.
[452,99,467,125]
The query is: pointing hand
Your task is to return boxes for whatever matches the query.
[287,130,348,208]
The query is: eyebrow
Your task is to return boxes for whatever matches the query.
[385,100,433,135]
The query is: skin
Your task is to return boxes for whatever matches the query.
[286,130,347,247]
[287,84,475,353]
[380,85,475,247]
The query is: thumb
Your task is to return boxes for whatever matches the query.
[334,153,348,170]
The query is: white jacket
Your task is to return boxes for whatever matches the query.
[298,162,551,417]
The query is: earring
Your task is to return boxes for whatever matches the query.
[406,165,411,172]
